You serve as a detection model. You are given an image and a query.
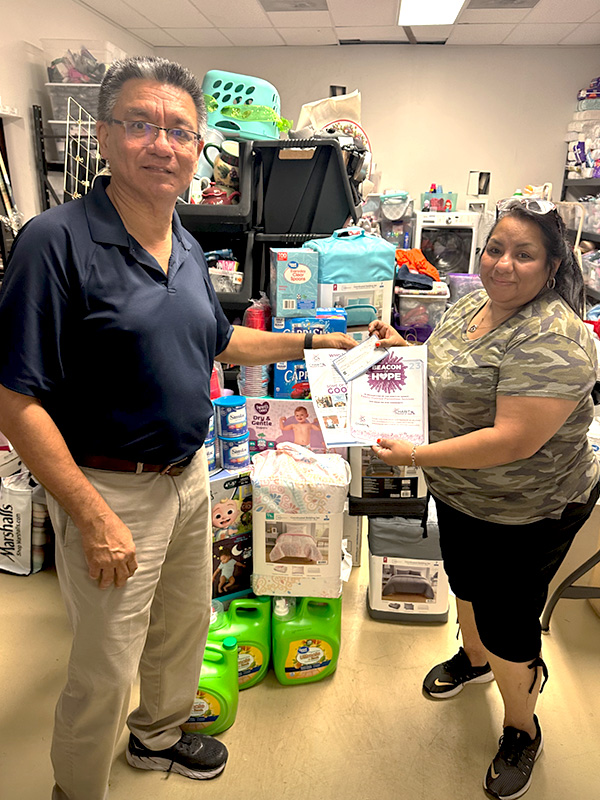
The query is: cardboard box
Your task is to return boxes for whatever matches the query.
[349,447,427,499]
[367,553,449,620]
[270,248,319,318]
[251,510,344,598]
[246,397,346,458]
[209,469,253,542]
[212,530,252,602]
[343,510,364,567]
[318,280,392,328]
[271,311,347,399]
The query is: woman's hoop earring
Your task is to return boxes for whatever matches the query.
[547,276,556,290]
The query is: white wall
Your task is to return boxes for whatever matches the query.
[157,43,600,207]
[0,2,152,221]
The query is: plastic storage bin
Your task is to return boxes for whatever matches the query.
[253,139,361,235]
[202,69,282,141]
[41,39,126,82]
[446,272,483,303]
[395,283,450,328]
[46,83,101,120]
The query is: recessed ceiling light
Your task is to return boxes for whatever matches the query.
[399,0,467,26]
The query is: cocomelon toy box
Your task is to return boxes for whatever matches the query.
[246,398,346,458]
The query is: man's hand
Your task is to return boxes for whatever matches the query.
[313,332,356,350]
[81,517,138,589]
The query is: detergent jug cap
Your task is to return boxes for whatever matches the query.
[273,597,289,617]
[223,636,237,650]
[210,600,225,629]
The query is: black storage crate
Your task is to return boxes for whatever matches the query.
[192,229,257,312]
[178,140,254,233]
[253,139,361,235]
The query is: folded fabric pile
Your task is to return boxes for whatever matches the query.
[565,76,600,179]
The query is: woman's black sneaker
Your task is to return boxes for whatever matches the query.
[422,646,494,699]
[126,732,228,780]
[484,715,543,799]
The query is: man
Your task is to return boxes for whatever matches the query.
[0,56,354,800]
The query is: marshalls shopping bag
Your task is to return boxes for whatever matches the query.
[0,471,51,575]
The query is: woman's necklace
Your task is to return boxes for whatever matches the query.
[467,303,490,334]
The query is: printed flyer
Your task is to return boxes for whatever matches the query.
[348,346,428,446]
[303,349,359,447]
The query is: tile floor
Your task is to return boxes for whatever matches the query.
[1,528,600,800]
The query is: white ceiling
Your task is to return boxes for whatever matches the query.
[76,0,600,48]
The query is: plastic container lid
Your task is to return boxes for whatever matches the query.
[218,432,249,443]
[214,395,246,408]
[223,636,238,651]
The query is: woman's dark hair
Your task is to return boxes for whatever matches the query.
[97,55,206,134]
[482,204,585,318]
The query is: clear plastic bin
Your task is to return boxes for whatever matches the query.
[46,83,101,121]
[396,284,450,328]
[209,268,243,294]
[447,273,483,303]
[41,40,126,82]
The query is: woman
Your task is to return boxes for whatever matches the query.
[369,198,600,800]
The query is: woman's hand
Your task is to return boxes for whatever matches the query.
[372,438,413,466]
[368,320,409,348]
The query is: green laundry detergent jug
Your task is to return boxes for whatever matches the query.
[272,596,342,685]
[181,636,238,736]
[208,597,272,689]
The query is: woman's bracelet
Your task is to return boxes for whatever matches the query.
[410,443,418,469]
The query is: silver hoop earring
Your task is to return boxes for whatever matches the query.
[547,277,556,290]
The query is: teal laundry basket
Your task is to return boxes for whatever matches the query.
[202,70,284,141]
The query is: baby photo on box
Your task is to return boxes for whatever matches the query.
[212,531,252,600]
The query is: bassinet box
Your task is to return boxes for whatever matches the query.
[250,443,351,598]
[303,228,395,329]
[367,498,449,622]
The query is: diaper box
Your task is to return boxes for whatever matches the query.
[210,469,253,542]
[246,397,346,458]
[349,447,427,500]
[212,529,252,602]
[251,510,345,598]
[271,311,347,399]
[270,248,319,318]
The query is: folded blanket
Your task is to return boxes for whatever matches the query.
[574,110,600,121]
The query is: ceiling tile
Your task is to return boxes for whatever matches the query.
[336,26,409,42]
[458,8,531,24]
[268,10,332,27]
[559,22,600,44]
[219,27,286,45]
[163,28,234,46]
[128,28,185,46]
[327,0,398,27]
[191,0,272,28]
[410,25,454,42]
[522,0,600,23]
[277,27,338,45]
[503,22,579,44]
[126,0,212,28]
[446,23,516,44]
[81,0,153,28]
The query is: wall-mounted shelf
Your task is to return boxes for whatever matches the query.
[564,178,600,188]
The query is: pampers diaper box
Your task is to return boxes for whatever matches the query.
[270,248,319,318]
[272,309,346,399]
[210,469,253,601]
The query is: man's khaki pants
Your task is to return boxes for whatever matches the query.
[46,452,212,800]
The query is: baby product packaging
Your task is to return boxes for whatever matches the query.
[270,248,319,318]
[271,310,347,399]
[246,397,347,458]
[210,469,253,543]
[212,530,252,602]
[250,443,351,597]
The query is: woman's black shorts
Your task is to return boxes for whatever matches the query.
[432,481,600,663]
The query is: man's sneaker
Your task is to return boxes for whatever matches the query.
[484,715,543,799]
[126,732,228,780]
[423,646,494,699]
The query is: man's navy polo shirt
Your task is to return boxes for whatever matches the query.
[0,177,233,463]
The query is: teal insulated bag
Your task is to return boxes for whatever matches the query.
[303,227,396,284]
[303,228,396,327]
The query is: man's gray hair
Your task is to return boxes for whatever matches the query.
[97,55,207,134]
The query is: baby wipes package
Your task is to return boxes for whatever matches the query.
[270,248,319,318]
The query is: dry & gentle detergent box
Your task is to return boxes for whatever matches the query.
[270,248,319,318]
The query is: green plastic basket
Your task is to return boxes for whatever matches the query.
[201,69,284,141]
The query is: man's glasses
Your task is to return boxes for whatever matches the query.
[110,118,201,150]
[496,197,556,216]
